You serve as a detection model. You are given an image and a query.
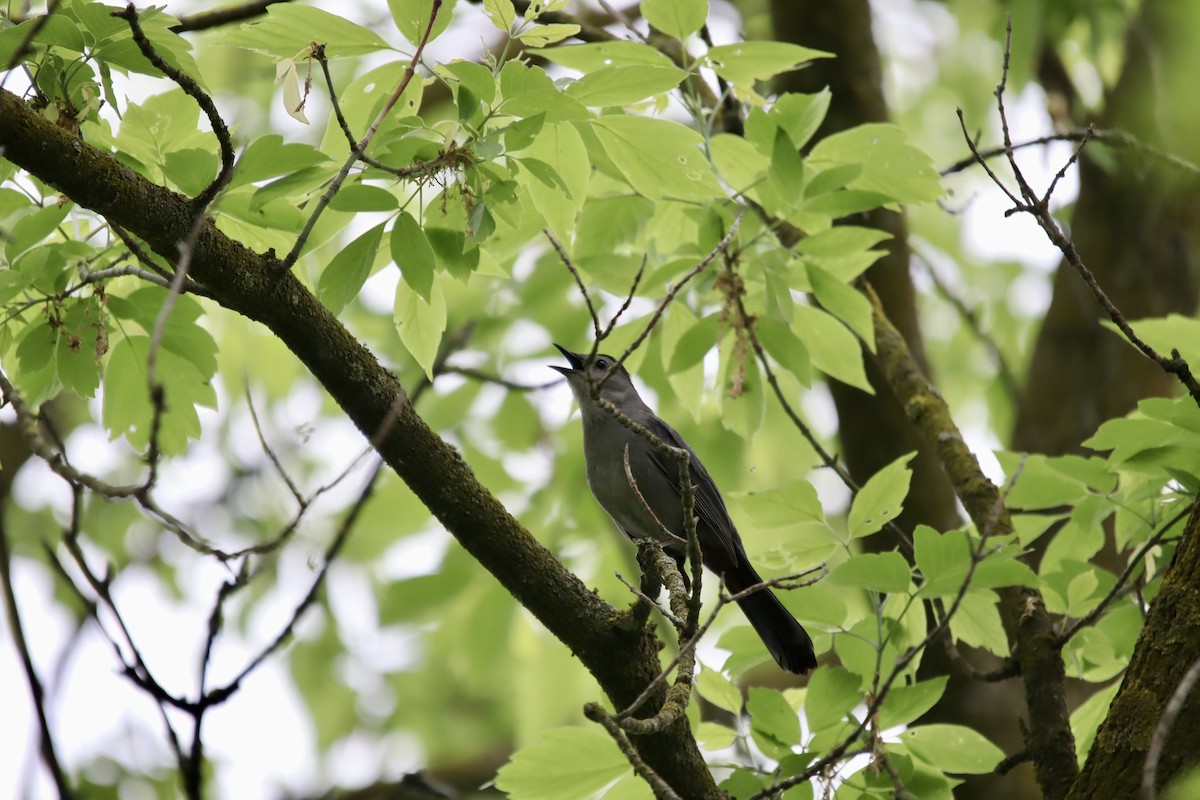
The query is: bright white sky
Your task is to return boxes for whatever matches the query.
[0,1,1079,798]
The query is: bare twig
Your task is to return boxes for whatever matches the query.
[613,210,745,380]
[244,385,305,506]
[545,228,602,341]
[584,704,683,800]
[957,16,1200,409]
[941,127,1200,178]
[203,463,383,708]
[915,252,1020,406]
[0,520,74,800]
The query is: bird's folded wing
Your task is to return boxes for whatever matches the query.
[641,416,740,566]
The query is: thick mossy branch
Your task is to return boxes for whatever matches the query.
[1067,501,1200,799]
[868,285,1080,800]
[0,88,721,799]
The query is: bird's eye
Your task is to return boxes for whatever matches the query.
[595,358,609,369]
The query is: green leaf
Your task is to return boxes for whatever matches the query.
[732,479,826,529]
[565,65,686,106]
[106,288,218,378]
[804,666,861,731]
[590,116,723,202]
[5,202,71,259]
[972,549,1040,592]
[390,212,438,300]
[805,163,863,198]
[228,136,330,188]
[394,277,446,378]
[772,89,832,151]
[914,526,972,597]
[528,41,675,71]
[0,14,84,65]
[668,313,722,372]
[878,676,948,730]
[706,42,832,87]
[695,720,736,751]
[13,319,60,404]
[162,148,218,196]
[482,0,516,32]
[756,317,811,385]
[948,591,1008,654]
[90,8,202,85]
[102,336,216,454]
[792,304,870,392]
[795,225,890,258]
[642,0,708,41]
[1101,313,1200,368]
[517,121,589,240]
[993,452,1092,510]
[499,61,592,121]
[903,725,1003,774]
[328,183,399,212]
[720,769,767,800]
[1070,682,1120,768]
[696,665,742,714]
[808,123,943,204]
[55,298,105,398]
[827,552,911,593]
[517,23,582,47]
[807,263,873,347]
[442,59,497,105]
[848,452,914,538]
[221,4,392,58]
[747,686,801,748]
[388,0,458,45]
[495,726,633,800]
[710,133,770,195]
[317,223,386,315]
[768,127,805,207]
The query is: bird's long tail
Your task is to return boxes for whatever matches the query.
[725,564,817,674]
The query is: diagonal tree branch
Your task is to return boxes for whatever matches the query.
[866,283,1079,799]
[0,86,721,799]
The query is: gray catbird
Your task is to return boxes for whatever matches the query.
[551,345,817,674]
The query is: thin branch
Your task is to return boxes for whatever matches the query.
[613,210,745,378]
[279,1,443,271]
[957,16,1200,409]
[0,520,74,800]
[1058,502,1193,646]
[114,4,234,208]
[244,385,305,507]
[545,228,602,342]
[584,704,683,800]
[0,367,142,498]
[202,462,383,707]
[615,566,825,725]
[170,0,291,33]
[313,44,422,177]
[599,254,647,342]
[914,251,1020,407]
[0,0,64,82]
[941,127,1200,178]
[439,365,560,392]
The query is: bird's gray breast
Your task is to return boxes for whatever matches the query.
[580,413,685,541]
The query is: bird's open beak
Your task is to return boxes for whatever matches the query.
[550,344,584,375]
